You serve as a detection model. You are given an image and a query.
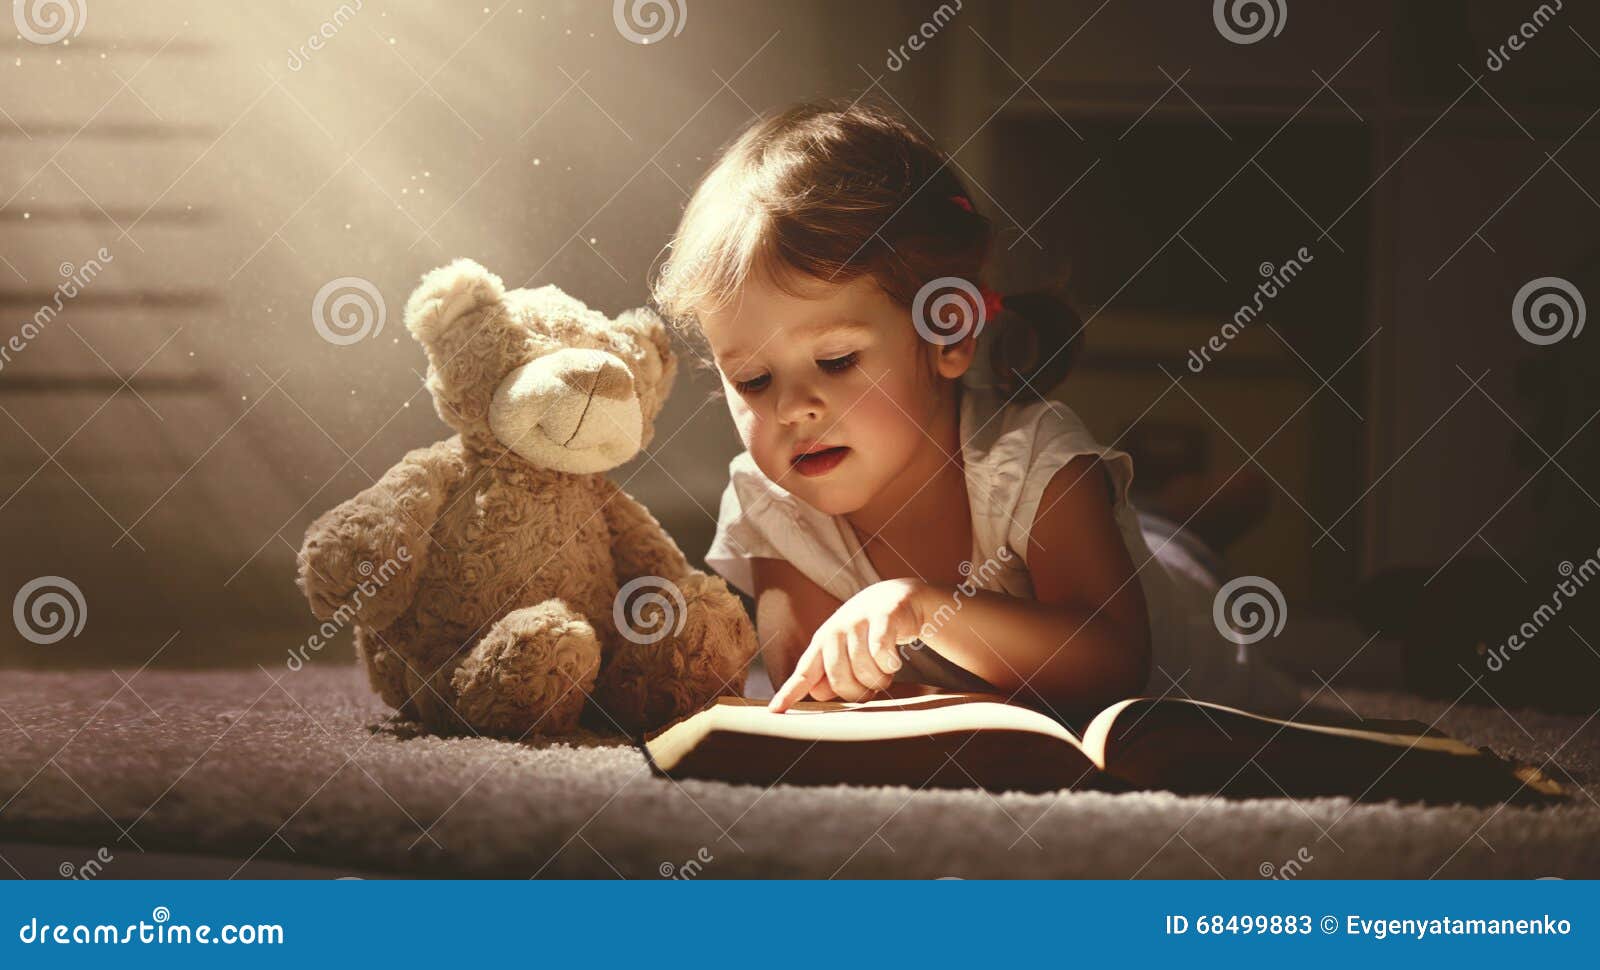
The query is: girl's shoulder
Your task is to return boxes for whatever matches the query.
[961,385,1107,473]
[960,385,1138,551]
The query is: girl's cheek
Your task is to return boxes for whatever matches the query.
[727,396,765,449]
[842,381,908,449]
[858,364,923,423]
[723,385,755,423]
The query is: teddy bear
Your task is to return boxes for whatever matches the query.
[295,258,757,737]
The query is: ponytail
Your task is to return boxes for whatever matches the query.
[985,287,1084,400]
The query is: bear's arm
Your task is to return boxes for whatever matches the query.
[297,436,468,629]
[597,477,692,584]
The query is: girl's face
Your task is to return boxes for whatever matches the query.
[699,273,973,516]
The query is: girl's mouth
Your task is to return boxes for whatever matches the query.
[792,446,850,477]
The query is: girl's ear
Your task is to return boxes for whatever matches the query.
[933,331,978,381]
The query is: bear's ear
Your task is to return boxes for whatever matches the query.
[614,305,677,398]
[404,258,507,350]
[613,306,677,448]
[405,259,528,437]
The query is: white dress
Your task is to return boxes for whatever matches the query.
[704,381,1299,712]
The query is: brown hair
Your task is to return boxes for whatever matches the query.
[650,98,1082,399]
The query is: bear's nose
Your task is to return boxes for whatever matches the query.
[535,349,636,447]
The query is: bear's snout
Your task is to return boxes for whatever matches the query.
[490,347,644,473]
[539,351,634,446]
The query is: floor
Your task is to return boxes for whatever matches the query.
[1,665,1597,879]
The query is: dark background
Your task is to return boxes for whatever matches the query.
[1,1,1596,706]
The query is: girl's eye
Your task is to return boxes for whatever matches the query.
[731,353,856,395]
[818,352,858,373]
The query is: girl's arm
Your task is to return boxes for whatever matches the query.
[750,556,843,691]
[912,455,1152,714]
[765,455,1153,714]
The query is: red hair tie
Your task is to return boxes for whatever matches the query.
[979,285,1005,321]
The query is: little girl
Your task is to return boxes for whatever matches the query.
[651,99,1296,720]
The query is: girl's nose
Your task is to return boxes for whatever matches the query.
[775,379,823,425]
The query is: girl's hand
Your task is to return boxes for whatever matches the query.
[768,578,929,711]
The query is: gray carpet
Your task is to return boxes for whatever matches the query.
[1,666,1597,879]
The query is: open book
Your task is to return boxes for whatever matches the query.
[642,693,1564,802]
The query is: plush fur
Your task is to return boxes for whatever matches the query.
[296,259,757,737]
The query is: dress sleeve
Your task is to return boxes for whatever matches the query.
[1005,401,1136,568]
[703,455,788,598]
